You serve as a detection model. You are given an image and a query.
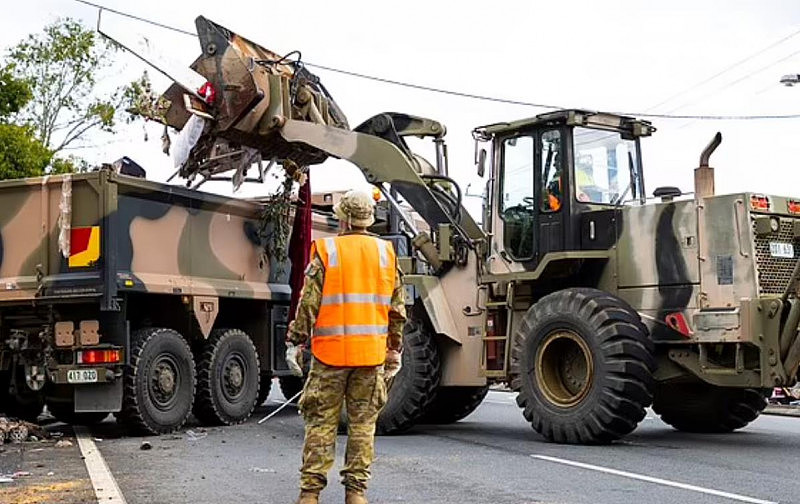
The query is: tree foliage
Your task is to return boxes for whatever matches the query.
[0,65,52,179]
[6,18,123,154]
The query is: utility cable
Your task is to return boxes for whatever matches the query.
[646,24,800,112]
[71,0,800,121]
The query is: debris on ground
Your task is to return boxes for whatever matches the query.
[249,467,276,473]
[140,441,152,451]
[54,440,73,448]
[0,417,50,444]
[185,429,208,441]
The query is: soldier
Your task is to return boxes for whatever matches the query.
[285,189,406,504]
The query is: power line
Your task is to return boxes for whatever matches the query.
[646,24,800,112]
[73,0,800,121]
[73,0,196,37]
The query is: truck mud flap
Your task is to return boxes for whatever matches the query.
[75,381,123,413]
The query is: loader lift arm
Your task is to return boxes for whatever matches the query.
[159,16,484,266]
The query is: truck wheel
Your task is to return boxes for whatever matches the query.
[510,288,655,444]
[194,328,260,425]
[0,369,44,422]
[120,327,196,435]
[376,311,440,434]
[47,401,108,425]
[278,376,304,404]
[256,373,272,406]
[653,383,769,433]
[419,386,490,424]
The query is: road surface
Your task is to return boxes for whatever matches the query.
[4,385,798,504]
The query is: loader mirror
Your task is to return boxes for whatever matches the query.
[477,148,487,178]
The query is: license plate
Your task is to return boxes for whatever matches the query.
[67,369,98,384]
[769,242,795,258]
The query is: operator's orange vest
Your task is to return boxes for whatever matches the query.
[311,234,396,367]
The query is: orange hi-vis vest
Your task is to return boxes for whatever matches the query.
[311,234,396,367]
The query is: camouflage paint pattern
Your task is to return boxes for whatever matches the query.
[298,358,387,493]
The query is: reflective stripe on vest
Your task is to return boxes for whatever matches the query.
[311,234,396,367]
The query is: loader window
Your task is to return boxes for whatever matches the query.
[500,135,535,260]
[572,127,638,205]
[540,130,563,212]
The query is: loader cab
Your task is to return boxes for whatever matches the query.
[474,110,653,277]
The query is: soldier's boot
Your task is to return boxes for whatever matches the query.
[345,489,368,504]
[295,490,320,504]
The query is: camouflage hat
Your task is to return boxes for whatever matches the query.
[334,190,375,228]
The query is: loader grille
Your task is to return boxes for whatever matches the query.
[753,218,800,295]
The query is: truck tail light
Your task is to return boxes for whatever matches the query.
[77,349,122,364]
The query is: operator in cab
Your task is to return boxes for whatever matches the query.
[285,189,406,504]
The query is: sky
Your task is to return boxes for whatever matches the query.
[5,1,800,217]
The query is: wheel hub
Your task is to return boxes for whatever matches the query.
[535,330,594,407]
[150,356,180,409]
[222,353,247,400]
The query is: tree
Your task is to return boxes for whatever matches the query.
[0,66,51,179]
[6,18,123,154]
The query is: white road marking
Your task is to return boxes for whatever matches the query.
[74,426,127,504]
[531,454,777,504]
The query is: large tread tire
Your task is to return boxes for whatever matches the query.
[47,402,108,426]
[419,386,490,424]
[119,328,196,435]
[278,376,305,404]
[194,328,260,426]
[653,384,769,433]
[376,311,441,434]
[256,373,272,406]
[510,288,655,444]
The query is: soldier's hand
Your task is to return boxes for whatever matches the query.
[384,349,402,380]
[285,342,304,377]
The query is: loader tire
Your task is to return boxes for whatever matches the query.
[194,328,260,426]
[278,376,304,404]
[653,384,769,433]
[419,385,490,424]
[256,373,272,406]
[120,328,195,435]
[376,310,440,434]
[510,288,655,444]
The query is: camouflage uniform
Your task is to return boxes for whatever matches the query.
[287,231,406,494]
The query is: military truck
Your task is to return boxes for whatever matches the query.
[0,170,293,434]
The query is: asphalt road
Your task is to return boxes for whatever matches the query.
[73,385,800,504]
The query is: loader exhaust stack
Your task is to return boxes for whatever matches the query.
[694,132,721,199]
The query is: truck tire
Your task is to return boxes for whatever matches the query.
[194,328,260,425]
[256,373,272,406]
[653,384,769,433]
[376,311,440,434]
[120,327,196,435]
[419,386,490,424]
[278,376,304,404]
[510,288,655,444]
[0,369,44,422]
[47,401,108,425]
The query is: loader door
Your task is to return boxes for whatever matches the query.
[491,128,565,273]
